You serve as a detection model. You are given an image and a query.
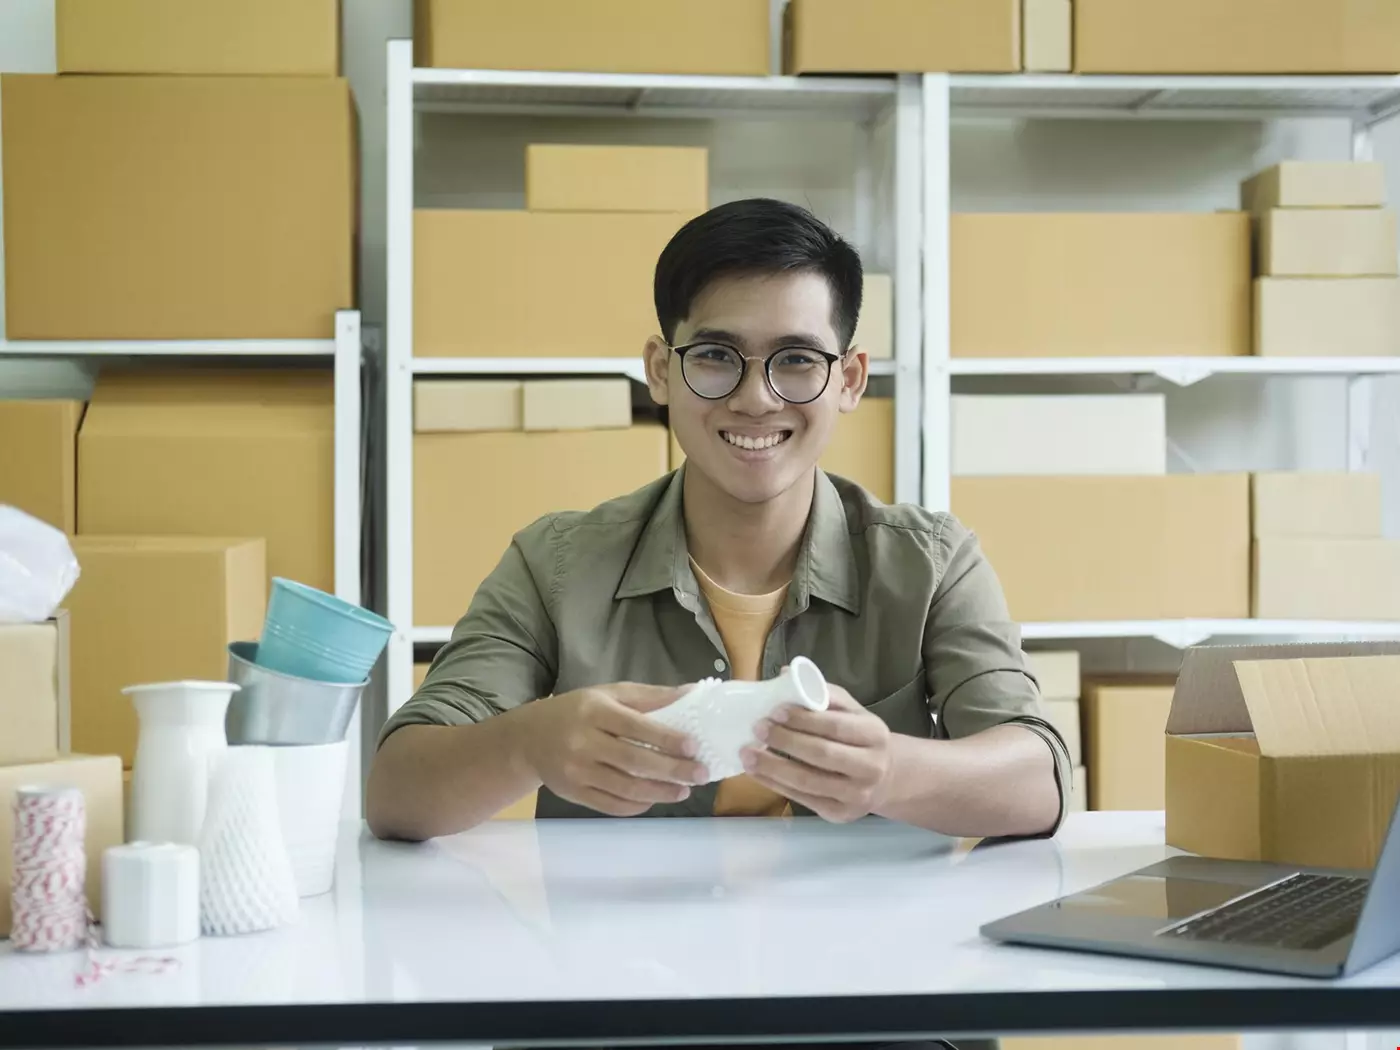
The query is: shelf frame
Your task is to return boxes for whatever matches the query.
[1022,619,1400,650]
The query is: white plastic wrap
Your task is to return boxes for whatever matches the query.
[0,506,80,624]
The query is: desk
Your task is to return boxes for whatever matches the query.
[1,812,1398,1048]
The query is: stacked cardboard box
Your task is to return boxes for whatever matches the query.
[952,395,1166,476]
[1082,677,1177,811]
[784,0,1022,74]
[1025,650,1084,810]
[1021,0,1072,73]
[1245,162,1400,357]
[0,400,83,534]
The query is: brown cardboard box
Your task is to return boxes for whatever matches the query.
[1242,162,1387,212]
[0,754,123,936]
[1,74,354,339]
[415,380,523,433]
[1259,209,1399,277]
[1166,643,1400,869]
[952,213,1251,358]
[1083,678,1176,811]
[415,210,691,358]
[65,537,266,766]
[77,371,334,593]
[785,0,1021,74]
[951,475,1251,622]
[1253,538,1400,619]
[1043,698,1083,768]
[853,274,893,360]
[0,614,69,766]
[1026,650,1080,700]
[1002,1036,1241,1050]
[0,400,82,533]
[416,0,769,75]
[1254,277,1400,357]
[414,425,668,625]
[523,380,633,432]
[1074,0,1400,74]
[819,398,895,504]
[1022,0,1072,72]
[526,145,708,214]
[1251,471,1382,539]
[56,0,339,75]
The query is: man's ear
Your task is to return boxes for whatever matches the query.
[643,335,672,406]
[838,346,870,413]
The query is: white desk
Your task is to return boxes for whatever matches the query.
[1,812,1398,1047]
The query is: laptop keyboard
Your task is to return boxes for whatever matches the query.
[1159,873,1369,952]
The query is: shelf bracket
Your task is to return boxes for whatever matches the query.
[1152,360,1214,387]
[1153,623,1214,649]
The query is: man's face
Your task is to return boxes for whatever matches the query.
[645,271,868,505]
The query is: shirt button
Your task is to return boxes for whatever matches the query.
[714,659,726,673]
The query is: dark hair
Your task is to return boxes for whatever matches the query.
[653,198,864,349]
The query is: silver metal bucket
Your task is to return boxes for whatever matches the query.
[225,641,367,746]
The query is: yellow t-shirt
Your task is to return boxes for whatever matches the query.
[689,557,792,818]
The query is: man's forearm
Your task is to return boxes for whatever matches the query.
[873,724,1060,838]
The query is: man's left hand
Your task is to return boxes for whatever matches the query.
[740,685,893,823]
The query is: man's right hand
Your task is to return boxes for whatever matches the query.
[511,684,708,817]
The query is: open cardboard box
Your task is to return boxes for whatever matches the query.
[1166,640,1400,871]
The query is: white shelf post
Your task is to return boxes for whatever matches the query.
[333,309,365,817]
[893,73,925,506]
[921,73,952,512]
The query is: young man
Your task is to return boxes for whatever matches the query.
[367,198,1069,842]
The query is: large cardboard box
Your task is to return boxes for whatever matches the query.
[0,400,83,533]
[56,0,339,75]
[951,394,1166,476]
[526,145,708,214]
[1083,679,1176,811]
[853,274,894,360]
[1,74,355,339]
[1026,650,1080,700]
[1253,538,1400,620]
[1074,0,1400,74]
[1166,642,1400,870]
[784,0,1021,74]
[0,754,123,936]
[1251,471,1382,539]
[0,614,69,766]
[952,213,1251,358]
[415,0,770,75]
[415,210,690,358]
[77,371,334,593]
[65,537,266,766]
[1254,277,1400,357]
[951,475,1251,622]
[1259,209,1399,277]
[1022,0,1072,72]
[1242,162,1386,213]
[819,398,895,504]
[415,425,668,625]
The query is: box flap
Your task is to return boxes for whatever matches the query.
[1234,655,1400,757]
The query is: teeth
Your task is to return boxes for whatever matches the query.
[723,431,788,451]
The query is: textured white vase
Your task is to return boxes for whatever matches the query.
[198,746,300,936]
[270,741,347,898]
[647,657,830,781]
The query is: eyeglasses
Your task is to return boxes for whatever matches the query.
[668,341,844,405]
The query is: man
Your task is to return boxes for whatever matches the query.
[367,198,1069,842]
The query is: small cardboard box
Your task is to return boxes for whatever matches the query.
[1166,643,1400,870]
[1253,537,1400,620]
[56,0,339,75]
[1043,698,1083,769]
[1242,162,1387,213]
[1022,0,1072,72]
[1083,678,1176,811]
[952,213,1251,358]
[853,274,893,360]
[952,394,1166,476]
[415,380,524,434]
[526,145,708,214]
[1259,209,1399,277]
[415,0,770,75]
[0,612,70,767]
[784,0,1021,74]
[523,379,633,432]
[1026,650,1081,701]
[1254,277,1400,357]
[1251,471,1382,539]
[0,399,83,534]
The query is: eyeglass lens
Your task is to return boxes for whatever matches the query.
[682,344,832,403]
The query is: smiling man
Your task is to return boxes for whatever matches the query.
[367,198,1069,842]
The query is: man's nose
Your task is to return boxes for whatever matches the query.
[726,359,783,413]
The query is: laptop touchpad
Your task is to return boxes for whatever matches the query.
[1059,874,1248,921]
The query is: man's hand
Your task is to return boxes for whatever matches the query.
[513,684,708,817]
[740,685,892,823]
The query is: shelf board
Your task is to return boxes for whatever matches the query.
[414,357,898,381]
[0,338,335,358]
[1022,619,1400,649]
[412,626,454,645]
[947,356,1400,386]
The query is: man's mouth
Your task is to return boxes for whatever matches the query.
[720,430,792,451]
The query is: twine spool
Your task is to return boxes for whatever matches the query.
[10,785,87,953]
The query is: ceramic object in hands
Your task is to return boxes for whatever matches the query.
[125,681,239,846]
[270,740,348,897]
[647,657,830,782]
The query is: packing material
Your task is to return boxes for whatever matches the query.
[1251,472,1382,539]
[952,394,1166,476]
[0,400,82,533]
[1254,277,1400,357]
[1082,679,1176,811]
[1258,209,1399,277]
[526,145,708,214]
[784,0,1021,74]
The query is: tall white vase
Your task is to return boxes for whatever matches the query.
[124,680,239,846]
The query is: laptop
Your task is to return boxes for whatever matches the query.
[980,796,1400,978]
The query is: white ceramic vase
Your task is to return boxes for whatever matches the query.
[270,740,348,898]
[125,680,240,846]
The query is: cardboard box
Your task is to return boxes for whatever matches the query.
[1083,679,1176,811]
[951,394,1166,476]
[1023,0,1072,72]
[523,380,633,432]
[56,0,339,75]
[65,537,266,766]
[1254,277,1400,357]
[1043,698,1083,769]
[415,425,668,625]
[0,614,69,766]
[785,0,1021,74]
[1074,0,1400,74]
[526,145,708,214]
[77,371,334,593]
[853,274,893,360]
[1259,209,1399,277]
[1253,538,1400,620]
[1166,643,1400,869]
[819,398,895,504]
[952,213,1251,358]
[0,754,123,936]
[1026,650,1081,701]
[951,475,1251,622]
[1251,471,1382,539]
[415,0,770,75]
[1,74,355,339]
[414,379,633,433]
[1242,162,1387,213]
[415,210,690,358]
[0,400,82,533]
[1002,1036,1241,1050]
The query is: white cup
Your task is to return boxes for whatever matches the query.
[269,741,348,898]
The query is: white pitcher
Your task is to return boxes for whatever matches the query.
[124,681,239,846]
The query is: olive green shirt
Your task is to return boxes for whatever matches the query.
[382,467,1071,827]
